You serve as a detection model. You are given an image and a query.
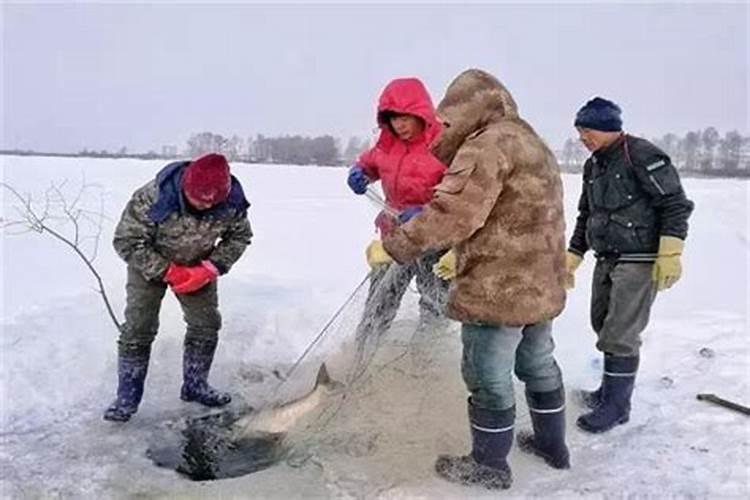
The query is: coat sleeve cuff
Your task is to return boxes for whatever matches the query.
[208,259,229,275]
[382,229,422,264]
[659,231,686,241]
[567,246,586,258]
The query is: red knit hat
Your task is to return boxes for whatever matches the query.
[182,153,231,205]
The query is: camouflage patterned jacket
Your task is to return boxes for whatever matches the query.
[383,70,566,326]
[113,161,253,281]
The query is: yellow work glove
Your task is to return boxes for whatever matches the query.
[652,236,684,291]
[366,239,393,268]
[433,250,457,280]
[564,252,583,290]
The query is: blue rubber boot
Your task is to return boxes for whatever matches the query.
[577,356,639,433]
[103,351,150,422]
[180,339,231,407]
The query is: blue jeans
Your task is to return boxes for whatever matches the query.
[461,321,563,410]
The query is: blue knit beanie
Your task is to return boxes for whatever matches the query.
[574,97,623,132]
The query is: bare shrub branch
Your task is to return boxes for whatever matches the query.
[1,180,122,331]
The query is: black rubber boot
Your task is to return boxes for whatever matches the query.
[576,385,603,409]
[435,399,514,490]
[517,387,570,469]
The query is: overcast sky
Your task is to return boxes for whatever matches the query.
[2,1,748,154]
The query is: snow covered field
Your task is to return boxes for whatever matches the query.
[1,155,748,499]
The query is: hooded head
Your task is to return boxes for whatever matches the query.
[182,153,231,209]
[373,78,442,149]
[432,69,518,165]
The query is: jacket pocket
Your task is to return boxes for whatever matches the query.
[435,162,477,194]
[607,212,643,253]
[644,160,681,196]
[591,171,638,210]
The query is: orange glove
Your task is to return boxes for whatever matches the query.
[165,261,219,294]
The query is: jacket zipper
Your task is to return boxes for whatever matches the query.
[393,144,409,207]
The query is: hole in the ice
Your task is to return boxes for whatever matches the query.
[146,411,288,481]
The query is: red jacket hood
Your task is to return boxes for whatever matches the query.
[374,78,442,150]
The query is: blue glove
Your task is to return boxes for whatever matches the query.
[347,166,370,195]
[398,206,423,224]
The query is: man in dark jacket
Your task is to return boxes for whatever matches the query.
[566,97,694,433]
[104,153,252,422]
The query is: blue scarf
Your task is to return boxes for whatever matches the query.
[148,161,250,223]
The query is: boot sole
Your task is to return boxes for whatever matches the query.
[103,411,133,422]
[180,395,232,407]
[521,447,571,470]
[434,456,512,490]
[576,414,629,433]
[517,434,570,469]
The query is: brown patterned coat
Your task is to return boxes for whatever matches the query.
[383,69,566,326]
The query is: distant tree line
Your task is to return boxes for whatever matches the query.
[4,127,748,177]
[0,133,372,168]
[185,132,371,167]
[0,148,165,161]
[558,128,750,178]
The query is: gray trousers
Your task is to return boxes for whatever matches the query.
[355,251,449,339]
[591,259,658,357]
[118,265,222,356]
[461,321,563,411]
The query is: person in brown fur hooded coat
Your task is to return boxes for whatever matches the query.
[382,69,570,490]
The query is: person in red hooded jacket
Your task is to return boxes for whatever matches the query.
[347,77,452,344]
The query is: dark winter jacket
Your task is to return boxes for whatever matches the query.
[568,134,694,261]
[357,78,447,212]
[113,162,252,281]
